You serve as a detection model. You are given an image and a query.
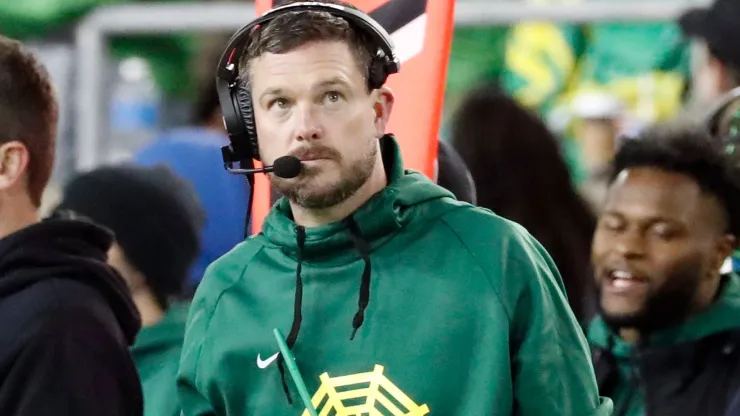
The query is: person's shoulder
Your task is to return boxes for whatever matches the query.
[204,238,264,284]
[190,238,265,309]
[6,277,107,317]
[439,205,534,250]
[2,278,128,348]
[436,204,554,276]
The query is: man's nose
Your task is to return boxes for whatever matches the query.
[294,105,322,142]
[614,229,647,260]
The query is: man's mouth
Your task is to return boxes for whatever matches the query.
[605,269,649,291]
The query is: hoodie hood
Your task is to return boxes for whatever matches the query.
[0,216,141,345]
[133,127,251,286]
[261,134,457,263]
[589,273,740,357]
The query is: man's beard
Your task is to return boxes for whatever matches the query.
[597,258,703,335]
[272,143,378,210]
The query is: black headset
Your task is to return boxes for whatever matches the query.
[215,2,401,172]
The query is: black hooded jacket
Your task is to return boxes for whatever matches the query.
[0,216,143,415]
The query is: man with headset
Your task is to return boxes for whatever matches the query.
[177,1,612,415]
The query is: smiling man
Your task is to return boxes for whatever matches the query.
[589,126,740,416]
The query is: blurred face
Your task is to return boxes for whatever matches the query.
[591,167,733,332]
[250,40,393,209]
[691,41,725,106]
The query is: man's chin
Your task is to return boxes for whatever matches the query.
[599,309,644,330]
[598,297,647,330]
[280,181,356,210]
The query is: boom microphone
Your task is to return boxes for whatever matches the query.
[272,156,303,179]
[230,155,302,239]
[226,155,303,179]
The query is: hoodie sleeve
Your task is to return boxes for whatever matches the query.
[505,227,613,416]
[177,242,261,416]
[443,207,612,415]
[0,313,142,416]
[177,297,217,416]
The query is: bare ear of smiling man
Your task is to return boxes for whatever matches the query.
[589,126,740,416]
[177,1,612,415]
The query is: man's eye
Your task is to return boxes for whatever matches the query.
[324,91,342,103]
[274,98,289,109]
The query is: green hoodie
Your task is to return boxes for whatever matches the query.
[177,136,612,415]
[132,302,189,416]
[588,274,740,416]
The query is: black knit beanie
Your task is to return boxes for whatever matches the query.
[55,164,205,309]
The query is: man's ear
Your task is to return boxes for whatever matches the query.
[715,234,737,270]
[0,141,30,191]
[372,87,395,136]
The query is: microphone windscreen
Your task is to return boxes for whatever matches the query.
[273,156,303,179]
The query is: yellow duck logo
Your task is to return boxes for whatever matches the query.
[301,365,430,416]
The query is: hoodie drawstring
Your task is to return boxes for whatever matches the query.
[345,217,372,341]
[278,218,373,405]
[278,225,306,405]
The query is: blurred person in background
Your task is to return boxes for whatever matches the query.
[450,83,598,325]
[0,36,143,415]
[55,164,205,416]
[192,81,227,134]
[680,0,740,115]
[435,139,477,205]
[134,81,251,293]
[499,0,689,190]
[589,126,740,416]
[569,92,627,212]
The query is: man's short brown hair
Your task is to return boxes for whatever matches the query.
[238,0,375,90]
[0,36,57,206]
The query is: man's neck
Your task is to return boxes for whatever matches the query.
[618,328,641,344]
[291,156,387,228]
[134,291,165,328]
[0,199,39,240]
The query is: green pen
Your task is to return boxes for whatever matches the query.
[273,328,318,416]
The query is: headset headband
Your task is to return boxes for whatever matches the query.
[216,2,401,86]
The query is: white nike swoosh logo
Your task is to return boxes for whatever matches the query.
[257,352,280,369]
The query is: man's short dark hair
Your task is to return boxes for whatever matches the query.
[611,126,740,239]
[238,0,375,89]
[0,36,57,207]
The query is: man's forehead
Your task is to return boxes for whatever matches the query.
[605,167,704,217]
[250,41,360,80]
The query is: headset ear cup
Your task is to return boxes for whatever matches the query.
[236,84,261,161]
[368,59,388,90]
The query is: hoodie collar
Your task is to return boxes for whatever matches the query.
[262,135,420,263]
[589,273,740,357]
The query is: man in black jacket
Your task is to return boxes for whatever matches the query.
[589,126,740,416]
[0,35,143,415]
